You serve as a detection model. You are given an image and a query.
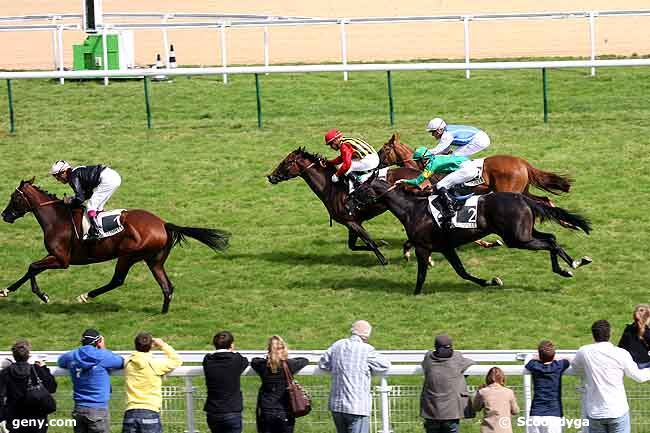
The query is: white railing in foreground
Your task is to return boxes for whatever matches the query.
[1,350,581,433]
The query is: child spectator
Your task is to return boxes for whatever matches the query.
[473,367,519,433]
[525,340,570,433]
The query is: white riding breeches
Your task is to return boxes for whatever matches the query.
[86,168,121,212]
[436,159,483,190]
[344,152,380,175]
[452,131,490,156]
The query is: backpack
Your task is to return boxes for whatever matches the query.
[22,366,56,415]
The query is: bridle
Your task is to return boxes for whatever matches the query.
[14,186,61,211]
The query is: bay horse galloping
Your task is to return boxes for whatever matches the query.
[347,175,592,294]
[267,148,421,266]
[1,179,230,313]
[378,133,573,206]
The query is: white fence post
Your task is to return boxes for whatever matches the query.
[102,27,109,86]
[379,376,392,433]
[220,21,228,84]
[51,17,58,71]
[523,354,532,421]
[184,376,196,433]
[463,16,471,79]
[162,14,170,69]
[340,19,349,81]
[57,25,64,85]
[589,11,597,77]
[264,24,270,74]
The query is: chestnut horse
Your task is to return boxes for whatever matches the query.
[267,148,421,266]
[1,179,230,313]
[378,133,572,206]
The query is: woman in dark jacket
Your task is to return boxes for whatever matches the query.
[0,340,57,433]
[251,335,309,433]
[618,304,650,368]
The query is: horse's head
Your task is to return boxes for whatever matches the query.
[267,147,327,184]
[2,178,36,223]
[345,172,388,216]
[378,133,400,167]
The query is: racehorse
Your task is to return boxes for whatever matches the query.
[1,179,230,313]
[267,147,421,266]
[378,133,572,206]
[346,174,592,295]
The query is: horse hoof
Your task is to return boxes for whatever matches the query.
[428,257,435,267]
[494,240,504,248]
[77,293,89,304]
[378,239,389,246]
[0,289,8,298]
[40,293,50,304]
[572,256,592,269]
[492,277,503,286]
[403,251,411,261]
[560,270,574,278]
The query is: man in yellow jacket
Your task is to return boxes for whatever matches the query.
[122,333,183,433]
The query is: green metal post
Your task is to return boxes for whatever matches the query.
[255,73,263,129]
[387,71,395,127]
[542,68,548,123]
[143,77,152,129]
[7,80,15,133]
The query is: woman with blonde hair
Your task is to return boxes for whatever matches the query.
[619,303,650,368]
[473,367,519,433]
[251,336,309,433]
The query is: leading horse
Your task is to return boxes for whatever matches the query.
[267,147,421,266]
[1,179,230,313]
[378,133,573,206]
[347,175,592,294]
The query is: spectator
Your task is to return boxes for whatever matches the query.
[122,332,182,433]
[57,329,124,433]
[524,340,570,433]
[319,320,391,433]
[420,334,475,433]
[0,340,57,433]
[618,304,650,369]
[571,320,650,433]
[251,336,308,433]
[473,367,519,433]
[203,331,249,433]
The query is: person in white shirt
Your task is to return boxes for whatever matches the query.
[571,320,650,433]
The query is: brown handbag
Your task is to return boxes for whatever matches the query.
[281,360,312,418]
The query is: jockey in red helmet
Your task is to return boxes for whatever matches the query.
[324,129,379,184]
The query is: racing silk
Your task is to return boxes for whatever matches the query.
[329,136,377,177]
[404,155,469,186]
[68,165,106,204]
[430,125,481,155]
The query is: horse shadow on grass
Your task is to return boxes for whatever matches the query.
[224,250,384,268]
[0,299,161,316]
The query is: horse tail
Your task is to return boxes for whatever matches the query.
[523,196,591,234]
[165,223,231,253]
[525,162,572,195]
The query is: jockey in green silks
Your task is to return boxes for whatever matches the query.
[395,146,481,229]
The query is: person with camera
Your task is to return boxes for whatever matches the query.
[57,329,124,433]
[0,340,57,433]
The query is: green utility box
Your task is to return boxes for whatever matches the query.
[73,34,119,70]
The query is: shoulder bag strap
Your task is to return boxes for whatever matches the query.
[28,365,42,387]
[281,360,294,383]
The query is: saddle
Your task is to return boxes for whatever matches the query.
[72,209,126,240]
[346,168,389,193]
[428,194,481,229]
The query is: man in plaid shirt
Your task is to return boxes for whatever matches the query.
[319,320,391,433]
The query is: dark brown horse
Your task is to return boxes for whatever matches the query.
[267,148,421,266]
[1,179,230,313]
[347,175,592,294]
[378,133,572,206]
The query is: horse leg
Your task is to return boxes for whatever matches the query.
[146,258,175,314]
[79,256,139,303]
[531,229,592,272]
[1,255,66,302]
[474,239,504,249]
[347,223,388,266]
[413,247,433,295]
[442,249,503,287]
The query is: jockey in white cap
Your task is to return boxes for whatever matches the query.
[426,117,490,157]
[50,160,121,240]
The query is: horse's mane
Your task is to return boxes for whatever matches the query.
[295,146,327,163]
[31,184,60,201]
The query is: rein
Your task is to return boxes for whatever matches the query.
[15,188,62,209]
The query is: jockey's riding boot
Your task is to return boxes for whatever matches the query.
[87,216,101,240]
[437,187,456,229]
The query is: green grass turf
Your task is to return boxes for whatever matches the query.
[0,66,648,355]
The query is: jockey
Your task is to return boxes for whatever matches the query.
[50,160,122,239]
[324,129,379,184]
[396,147,481,229]
[426,117,490,157]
